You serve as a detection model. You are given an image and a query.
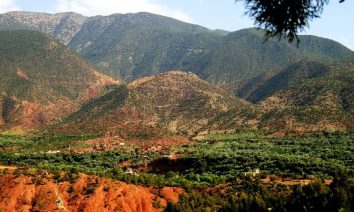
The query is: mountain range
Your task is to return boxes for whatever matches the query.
[1,11,353,85]
[0,11,353,135]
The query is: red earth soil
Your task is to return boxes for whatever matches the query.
[0,172,183,212]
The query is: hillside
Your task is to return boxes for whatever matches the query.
[1,12,353,84]
[56,64,354,135]
[0,30,118,131]
[258,62,354,133]
[68,12,219,81]
[0,170,181,211]
[202,29,354,83]
[58,71,256,135]
[208,61,354,133]
[243,60,331,102]
[1,11,86,44]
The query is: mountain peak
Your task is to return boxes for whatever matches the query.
[128,71,199,89]
[58,69,254,135]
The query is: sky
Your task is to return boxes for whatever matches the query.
[0,0,353,50]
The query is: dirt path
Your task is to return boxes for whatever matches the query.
[262,176,332,185]
[0,165,18,170]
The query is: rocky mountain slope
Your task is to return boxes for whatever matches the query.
[257,62,354,133]
[176,61,354,134]
[1,12,353,84]
[0,30,118,131]
[58,71,257,135]
[1,11,86,44]
[55,64,354,135]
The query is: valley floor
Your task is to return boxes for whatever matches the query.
[0,132,353,211]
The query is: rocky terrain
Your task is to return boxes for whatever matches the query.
[0,30,119,131]
[58,71,256,135]
[258,62,354,133]
[1,11,86,44]
[0,169,182,212]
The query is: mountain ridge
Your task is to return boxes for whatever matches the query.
[1,11,353,84]
[0,13,353,134]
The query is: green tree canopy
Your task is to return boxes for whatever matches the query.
[237,0,346,42]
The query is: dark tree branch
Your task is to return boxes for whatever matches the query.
[237,0,346,42]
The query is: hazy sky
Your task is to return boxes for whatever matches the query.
[1,0,353,50]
